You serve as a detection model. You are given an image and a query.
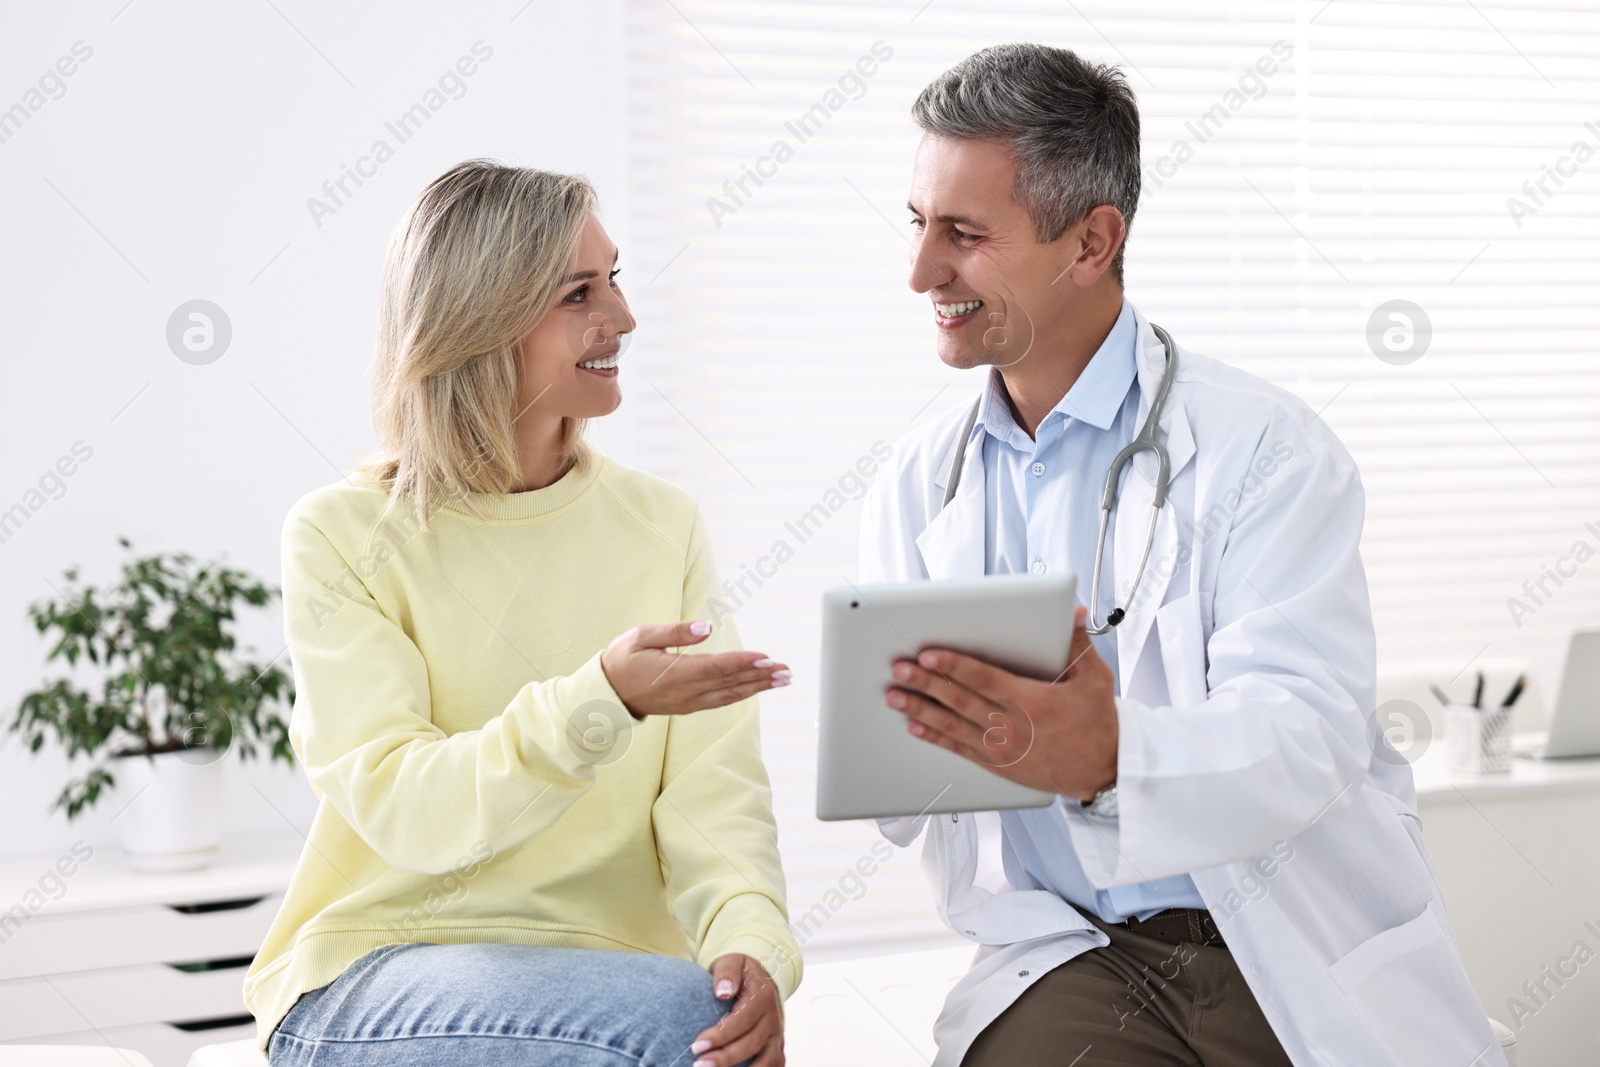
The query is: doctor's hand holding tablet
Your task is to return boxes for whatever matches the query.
[887,600,1116,802]
[817,572,1120,819]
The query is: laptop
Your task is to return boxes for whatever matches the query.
[1514,629,1600,759]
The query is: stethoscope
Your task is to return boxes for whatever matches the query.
[941,322,1179,635]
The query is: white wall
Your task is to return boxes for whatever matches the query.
[0,0,633,860]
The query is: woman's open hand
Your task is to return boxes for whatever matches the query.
[691,953,784,1067]
[599,620,790,718]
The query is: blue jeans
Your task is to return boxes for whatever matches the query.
[267,942,739,1066]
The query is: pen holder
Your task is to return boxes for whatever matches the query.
[1445,703,1512,774]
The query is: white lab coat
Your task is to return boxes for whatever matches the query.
[859,303,1506,1067]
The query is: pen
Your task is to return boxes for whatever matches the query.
[1428,682,1451,706]
[1473,671,1484,710]
[1500,674,1526,708]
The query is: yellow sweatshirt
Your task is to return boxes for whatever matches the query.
[242,455,800,1056]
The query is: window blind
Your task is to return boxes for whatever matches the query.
[621,0,1600,960]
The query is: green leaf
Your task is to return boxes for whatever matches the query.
[12,540,297,812]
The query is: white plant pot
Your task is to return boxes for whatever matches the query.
[108,750,225,871]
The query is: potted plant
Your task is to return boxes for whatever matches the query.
[9,537,296,871]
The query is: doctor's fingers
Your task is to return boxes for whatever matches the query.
[888,688,991,752]
[899,704,1001,771]
[912,648,1021,702]
[889,660,994,723]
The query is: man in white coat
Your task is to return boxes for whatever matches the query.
[860,43,1507,1067]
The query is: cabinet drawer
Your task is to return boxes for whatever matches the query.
[0,894,280,980]
[0,959,251,1041]
[7,1017,260,1067]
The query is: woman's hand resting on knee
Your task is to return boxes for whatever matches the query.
[691,953,784,1067]
[601,620,790,719]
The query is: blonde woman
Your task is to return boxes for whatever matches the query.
[243,160,799,1067]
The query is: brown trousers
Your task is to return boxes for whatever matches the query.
[961,909,1294,1066]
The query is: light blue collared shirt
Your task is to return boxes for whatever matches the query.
[976,298,1205,922]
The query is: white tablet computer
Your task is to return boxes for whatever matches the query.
[816,573,1075,821]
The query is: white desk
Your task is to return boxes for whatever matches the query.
[0,832,300,1067]
[1414,742,1600,1066]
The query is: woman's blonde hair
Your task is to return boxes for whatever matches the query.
[356,158,598,530]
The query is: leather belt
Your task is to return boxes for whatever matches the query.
[1117,907,1227,949]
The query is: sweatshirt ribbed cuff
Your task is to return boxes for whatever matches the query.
[700,896,803,1003]
[551,650,625,714]
[705,933,801,1008]
[543,652,635,765]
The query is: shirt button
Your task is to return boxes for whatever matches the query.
[1031,461,1045,476]
[1018,970,1030,977]
[1031,560,1046,575]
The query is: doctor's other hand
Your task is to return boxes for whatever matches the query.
[600,620,790,719]
[886,604,1118,802]
[691,953,784,1067]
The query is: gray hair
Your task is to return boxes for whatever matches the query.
[911,43,1141,282]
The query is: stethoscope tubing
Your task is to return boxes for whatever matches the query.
[940,322,1179,635]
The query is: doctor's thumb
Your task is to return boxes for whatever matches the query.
[1066,605,1096,671]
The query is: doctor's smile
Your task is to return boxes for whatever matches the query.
[931,296,985,328]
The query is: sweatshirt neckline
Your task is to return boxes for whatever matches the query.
[437,455,604,522]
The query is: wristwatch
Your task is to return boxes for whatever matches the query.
[1084,783,1119,818]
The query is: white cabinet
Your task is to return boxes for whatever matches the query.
[0,833,300,1067]
[1414,749,1600,1066]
